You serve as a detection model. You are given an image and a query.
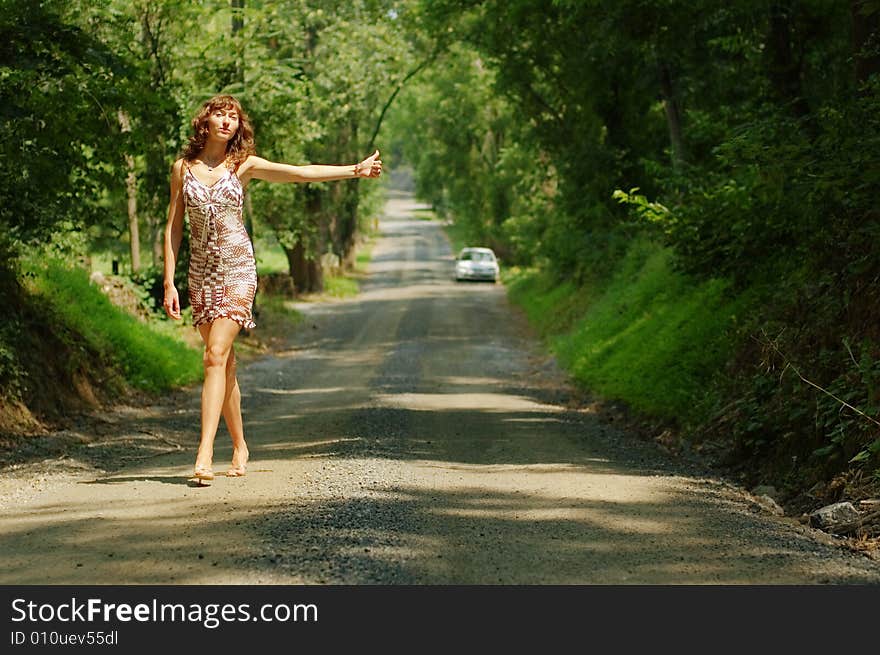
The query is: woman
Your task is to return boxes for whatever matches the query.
[162,94,382,482]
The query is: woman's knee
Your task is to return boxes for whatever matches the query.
[203,343,231,369]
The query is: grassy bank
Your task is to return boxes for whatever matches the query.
[23,259,203,393]
[506,238,753,426]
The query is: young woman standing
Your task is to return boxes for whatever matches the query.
[163,94,381,482]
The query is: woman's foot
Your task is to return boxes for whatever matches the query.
[192,463,214,481]
[227,447,249,477]
[193,447,214,481]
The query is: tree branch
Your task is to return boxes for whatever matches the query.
[366,54,436,152]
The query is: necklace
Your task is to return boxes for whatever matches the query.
[202,156,226,171]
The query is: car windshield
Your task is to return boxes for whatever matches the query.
[460,251,495,262]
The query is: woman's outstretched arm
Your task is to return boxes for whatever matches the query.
[238,150,382,184]
[162,159,186,320]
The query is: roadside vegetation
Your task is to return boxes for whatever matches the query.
[506,240,752,424]
[1,0,389,432]
[4,0,880,509]
[390,1,880,506]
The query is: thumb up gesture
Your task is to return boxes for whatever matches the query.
[355,150,382,178]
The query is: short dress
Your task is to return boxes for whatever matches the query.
[182,161,257,329]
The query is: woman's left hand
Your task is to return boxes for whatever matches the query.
[355,150,382,178]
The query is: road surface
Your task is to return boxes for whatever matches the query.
[1,191,878,584]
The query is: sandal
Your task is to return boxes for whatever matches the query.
[227,449,248,477]
[192,465,215,481]
[226,463,247,477]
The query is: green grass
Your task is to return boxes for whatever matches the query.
[411,207,438,222]
[89,250,128,277]
[355,242,374,270]
[24,259,203,393]
[311,239,376,300]
[256,291,303,318]
[322,275,360,298]
[254,240,289,275]
[507,239,754,423]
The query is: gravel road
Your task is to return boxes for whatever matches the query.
[1,191,879,584]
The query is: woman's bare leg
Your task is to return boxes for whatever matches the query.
[194,318,241,471]
[222,345,249,472]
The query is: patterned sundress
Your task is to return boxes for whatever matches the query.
[182,161,257,329]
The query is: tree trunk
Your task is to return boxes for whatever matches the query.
[231,0,245,85]
[851,0,880,85]
[332,180,361,269]
[658,61,685,171]
[152,217,164,269]
[286,242,324,293]
[308,258,323,292]
[767,4,810,118]
[117,110,141,274]
[288,187,325,293]
[125,155,140,273]
[286,242,309,294]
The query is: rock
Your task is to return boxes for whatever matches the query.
[320,252,341,275]
[809,502,860,530]
[754,494,785,516]
[751,485,780,501]
[654,429,679,452]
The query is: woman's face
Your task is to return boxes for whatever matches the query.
[206,106,239,142]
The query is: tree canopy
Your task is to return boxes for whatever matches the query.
[4,0,880,485]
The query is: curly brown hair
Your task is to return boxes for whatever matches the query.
[181,95,256,169]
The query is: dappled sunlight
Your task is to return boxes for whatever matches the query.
[5,192,877,587]
[331,350,385,366]
[252,386,351,396]
[434,376,506,386]
[375,392,563,413]
[502,417,567,424]
[409,464,670,506]
[358,283,494,303]
[246,416,302,427]
[2,452,875,583]
[429,506,672,535]
[220,473,857,584]
[583,313,650,359]
[418,462,613,473]
[258,438,361,452]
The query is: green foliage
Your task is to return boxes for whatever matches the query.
[236,0,413,287]
[396,0,880,488]
[321,275,360,299]
[711,334,880,485]
[0,265,25,398]
[1,0,403,406]
[509,240,750,423]
[24,259,202,393]
[253,234,290,276]
[5,0,880,489]
[0,0,128,250]
[612,189,671,225]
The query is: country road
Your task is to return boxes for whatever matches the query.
[1,191,879,585]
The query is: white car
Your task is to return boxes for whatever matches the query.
[455,247,499,283]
